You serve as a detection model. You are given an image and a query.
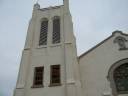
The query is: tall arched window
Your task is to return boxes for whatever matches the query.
[52,16,60,44]
[39,18,48,46]
[108,59,128,95]
[114,63,128,94]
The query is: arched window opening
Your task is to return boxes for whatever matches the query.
[108,59,128,95]
[39,18,48,46]
[114,63,128,94]
[52,16,61,44]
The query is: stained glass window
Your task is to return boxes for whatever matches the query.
[114,63,128,94]
[39,19,48,46]
[52,16,61,44]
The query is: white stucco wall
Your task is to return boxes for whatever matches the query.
[79,32,128,96]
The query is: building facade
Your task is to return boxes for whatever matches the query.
[14,0,128,96]
[79,31,128,96]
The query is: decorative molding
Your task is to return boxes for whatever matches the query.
[113,36,128,50]
[16,85,25,89]
[24,48,30,50]
[102,91,111,96]
[64,42,72,44]
[49,83,61,87]
[31,85,44,88]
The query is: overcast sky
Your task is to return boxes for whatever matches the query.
[0,0,128,96]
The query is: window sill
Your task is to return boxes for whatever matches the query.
[31,85,44,88]
[49,83,61,87]
[118,91,128,95]
[37,45,47,49]
[119,48,128,51]
[50,43,62,47]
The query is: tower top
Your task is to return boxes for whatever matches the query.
[33,0,70,12]
[63,0,69,11]
[34,3,40,9]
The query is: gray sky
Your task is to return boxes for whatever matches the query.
[0,0,128,96]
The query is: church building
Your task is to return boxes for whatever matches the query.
[13,0,128,96]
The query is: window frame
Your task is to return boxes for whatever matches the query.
[32,66,44,88]
[39,18,48,46]
[50,65,61,86]
[52,16,61,44]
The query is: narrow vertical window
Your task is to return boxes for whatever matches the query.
[39,18,48,46]
[52,16,61,44]
[33,67,44,87]
[50,65,61,86]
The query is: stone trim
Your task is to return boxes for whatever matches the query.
[113,36,128,50]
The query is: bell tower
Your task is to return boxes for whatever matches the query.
[14,0,83,96]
